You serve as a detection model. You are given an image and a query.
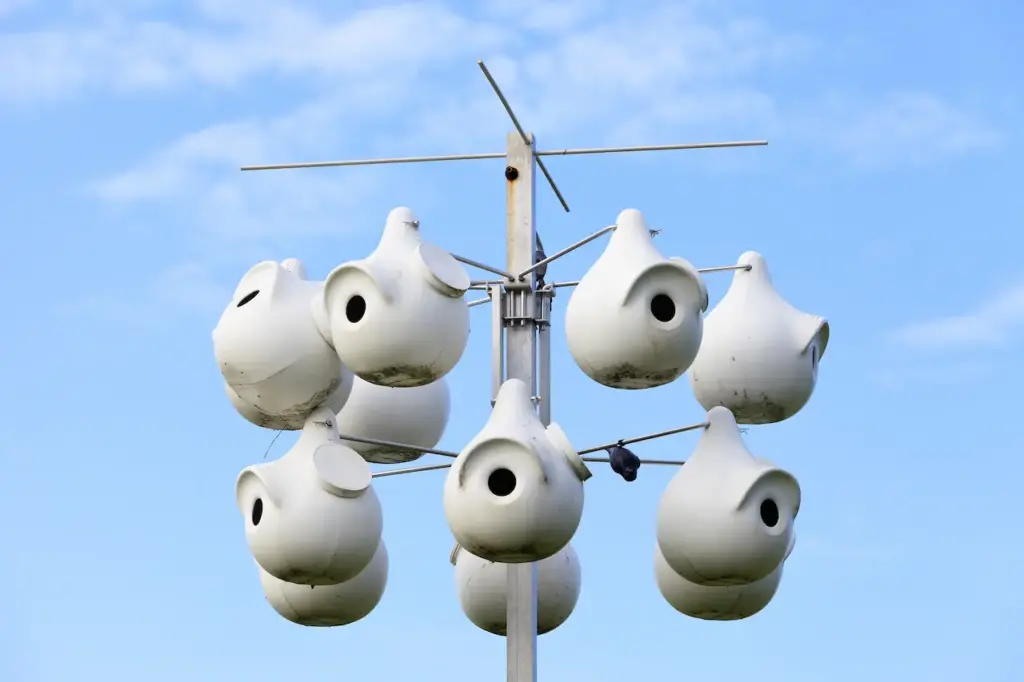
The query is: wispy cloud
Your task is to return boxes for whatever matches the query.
[56,260,231,330]
[29,0,1003,323]
[75,2,999,237]
[889,282,1024,350]
[870,360,995,392]
[0,1,506,102]
[83,1,806,241]
[801,92,1001,169]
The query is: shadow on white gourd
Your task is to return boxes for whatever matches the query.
[317,207,471,388]
[257,540,388,627]
[564,209,708,390]
[334,376,451,464]
[654,533,794,621]
[656,406,800,586]
[236,405,383,585]
[214,258,353,428]
[451,542,581,636]
[689,251,829,424]
[443,379,592,563]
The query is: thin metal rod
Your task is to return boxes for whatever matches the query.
[577,422,708,456]
[490,284,505,400]
[581,456,685,466]
[698,264,753,274]
[239,141,769,174]
[516,225,615,280]
[240,151,505,171]
[371,462,452,478]
[538,299,552,428]
[337,434,459,458]
[477,60,569,213]
[467,297,491,308]
[549,264,749,288]
[537,140,768,157]
[453,254,514,280]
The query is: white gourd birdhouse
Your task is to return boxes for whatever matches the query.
[225,370,354,432]
[443,379,592,563]
[654,542,789,621]
[256,540,388,627]
[213,258,352,426]
[235,406,384,586]
[317,207,471,388]
[656,406,800,586]
[452,542,581,636]
[689,251,829,424]
[334,376,451,464]
[564,209,707,390]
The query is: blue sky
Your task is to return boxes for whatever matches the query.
[2,0,1022,680]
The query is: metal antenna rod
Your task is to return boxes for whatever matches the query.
[478,60,570,213]
[239,141,768,172]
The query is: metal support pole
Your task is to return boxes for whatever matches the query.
[503,131,539,682]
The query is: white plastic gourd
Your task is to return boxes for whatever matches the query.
[443,379,592,563]
[656,406,800,586]
[654,542,788,621]
[235,406,384,585]
[452,543,581,636]
[689,251,829,424]
[214,258,352,428]
[564,209,708,390]
[317,207,471,388]
[257,540,388,627]
[334,376,451,464]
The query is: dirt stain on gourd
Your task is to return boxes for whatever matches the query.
[718,389,788,424]
[246,376,342,429]
[597,364,682,390]
[359,364,439,388]
[359,447,425,464]
[463,540,546,565]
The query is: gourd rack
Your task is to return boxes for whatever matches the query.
[240,61,768,682]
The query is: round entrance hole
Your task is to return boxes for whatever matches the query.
[251,498,264,526]
[759,498,779,528]
[346,295,366,323]
[650,294,676,323]
[487,468,517,497]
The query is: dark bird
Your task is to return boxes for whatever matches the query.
[607,444,641,482]
[534,233,548,288]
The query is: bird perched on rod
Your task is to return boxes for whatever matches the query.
[534,233,548,288]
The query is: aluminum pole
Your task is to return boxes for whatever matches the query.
[503,131,539,682]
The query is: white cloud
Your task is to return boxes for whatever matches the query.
[56,260,231,330]
[800,92,1000,169]
[28,1,1001,320]
[870,360,994,392]
[85,1,802,231]
[0,1,507,102]
[889,282,1024,350]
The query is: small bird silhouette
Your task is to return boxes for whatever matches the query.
[607,444,641,482]
[534,233,548,288]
